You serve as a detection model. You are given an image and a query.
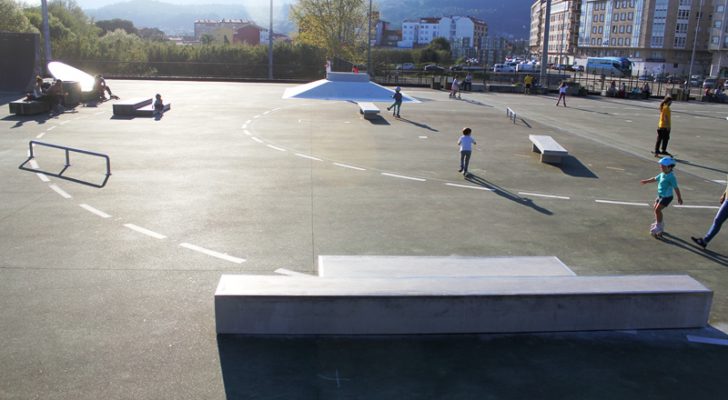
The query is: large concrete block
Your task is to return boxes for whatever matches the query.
[215,274,712,335]
[317,255,576,278]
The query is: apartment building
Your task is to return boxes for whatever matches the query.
[531,0,581,65]
[708,0,728,77]
[399,16,488,57]
[531,0,713,76]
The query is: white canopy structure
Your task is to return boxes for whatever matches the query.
[282,72,419,103]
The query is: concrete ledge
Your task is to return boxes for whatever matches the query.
[9,99,50,115]
[317,255,576,278]
[112,97,152,116]
[530,134,568,165]
[215,274,712,335]
[134,102,171,117]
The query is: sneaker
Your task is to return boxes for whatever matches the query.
[691,236,707,249]
[396,114,400,118]
[662,151,672,156]
[458,168,463,173]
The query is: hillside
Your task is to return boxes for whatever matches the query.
[85,0,533,38]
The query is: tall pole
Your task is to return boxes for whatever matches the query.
[41,0,52,67]
[367,0,372,77]
[540,0,551,87]
[268,0,273,79]
[687,0,705,92]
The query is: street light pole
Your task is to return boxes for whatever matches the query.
[268,0,273,80]
[540,0,552,87]
[367,0,373,77]
[41,0,52,67]
[687,0,705,92]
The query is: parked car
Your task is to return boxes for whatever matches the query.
[573,65,585,72]
[395,63,415,70]
[493,63,515,72]
[638,74,654,81]
[423,64,445,72]
[449,64,463,71]
[703,77,719,89]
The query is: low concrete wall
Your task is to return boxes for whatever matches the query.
[215,274,712,335]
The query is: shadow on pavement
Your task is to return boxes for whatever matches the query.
[395,117,438,132]
[660,233,728,267]
[560,156,599,178]
[676,158,728,175]
[465,174,553,215]
[217,330,728,399]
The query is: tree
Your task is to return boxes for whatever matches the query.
[290,0,371,63]
[96,18,137,35]
[0,0,38,33]
[138,27,165,42]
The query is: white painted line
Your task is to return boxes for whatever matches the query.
[445,183,494,191]
[243,130,251,136]
[36,132,46,139]
[245,119,252,125]
[251,136,263,143]
[29,160,39,169]
[274,268,315,277]
[36,173,50,182]
[49,184,72,199]
[418,136,428,139]
[518,191,570,200]
[47,126,56,131]
[595,199,649,207]
[60,121,70,125]
[381,172,426,182]
[266,144,286,152]
[686,335,728,346]
[79,203,111,218]
[123,224,166,239]
[295,153,322,161]
[253,115,260,119]
[711,180,727,184]
[179,243,245,264]
[625,120,632,123]
[606,166,625,171]
[272,107,281,112]
[333,162,366,171]
[675,205,720,210]
[263,111,270,115]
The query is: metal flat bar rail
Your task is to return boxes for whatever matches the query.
[19,141,112,188]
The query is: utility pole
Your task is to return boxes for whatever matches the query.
[41,0,52,68]
[367,0,373,77]
[687,0,705,92]
[268,0,273,80]
[539,0,552,87]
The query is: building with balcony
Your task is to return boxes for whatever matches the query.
[398,16,488,58]
[708,0,728,77]
[531,0,581,65]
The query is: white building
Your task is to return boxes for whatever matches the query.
[398,16,487,54]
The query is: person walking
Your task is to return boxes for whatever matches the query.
[556,81,568,106]
[640,156,683,237]
[691,186,728,249]
[457,127,476,176]
[386,86,403,117]
[654,96,673,156]
[450,77,460,99]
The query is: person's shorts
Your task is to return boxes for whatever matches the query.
[655,196,674,207]
[525,84,531,88]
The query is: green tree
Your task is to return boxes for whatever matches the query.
[96,18,137,35]
[0,0,38,33]
[138,27,166,42]
[290,0,371,63]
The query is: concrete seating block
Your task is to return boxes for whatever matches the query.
[112,97,152,116]
[9,99,50,115]
[529,134,569,165]
[215,274,712,335]
[357,102,380,119]
[317,255,576,278]
[134,102,171,117]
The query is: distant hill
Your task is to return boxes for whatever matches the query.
[85,0,532,38]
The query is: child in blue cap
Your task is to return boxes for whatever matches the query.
[640,156,683,237]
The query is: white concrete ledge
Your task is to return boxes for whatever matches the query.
[317,255,575,278]
[215,274,712,335]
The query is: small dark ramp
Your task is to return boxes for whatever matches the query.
[0,32,40,93]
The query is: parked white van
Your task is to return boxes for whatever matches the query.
[493,63,515,72]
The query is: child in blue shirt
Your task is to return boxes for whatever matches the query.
[640,156,683,236]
